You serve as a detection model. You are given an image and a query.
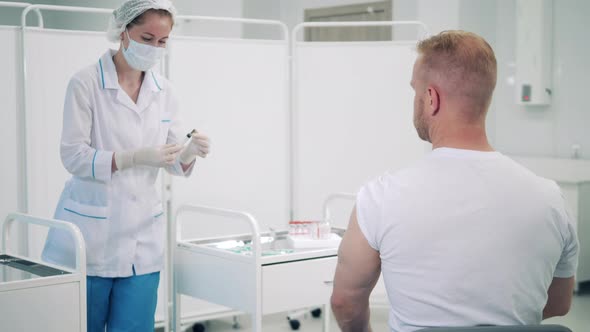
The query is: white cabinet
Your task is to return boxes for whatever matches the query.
[0,278,82,332]
[262,257,336,314]
[558,182,590,285]
[1,214,87,332]
[512,156,590,286]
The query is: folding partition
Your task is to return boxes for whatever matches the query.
[17,4,184,327]
[166,16,290,329]
[0,1,44,257]
[291,22,431,225]
[0,26,22,234]
[290,21,430,313]
[15,6,291,329]
[20,6,115,259]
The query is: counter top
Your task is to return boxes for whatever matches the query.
[509,156,590,184]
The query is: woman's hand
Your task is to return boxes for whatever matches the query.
[114,144,183,171]
[179,133,210,165]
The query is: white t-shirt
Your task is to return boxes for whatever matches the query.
[357,148,579,332]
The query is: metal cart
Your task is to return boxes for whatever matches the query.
[0,213,87,332]
[171,203,345,332]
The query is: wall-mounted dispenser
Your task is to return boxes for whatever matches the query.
[515,0,553,106]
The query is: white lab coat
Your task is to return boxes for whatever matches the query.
[43,49,193,277]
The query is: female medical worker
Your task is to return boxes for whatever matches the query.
[42,0,210,331]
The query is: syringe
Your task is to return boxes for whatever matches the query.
[182,129,198,146]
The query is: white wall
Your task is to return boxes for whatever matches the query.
[417,0,590,160]
[242,0,282,39]
[418,0,459,33]
[458,0,498,146]
[413,0,590,160]
[493,0,590,159]
[173,0,243,38]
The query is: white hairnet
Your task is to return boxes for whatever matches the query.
[106,0,177,42]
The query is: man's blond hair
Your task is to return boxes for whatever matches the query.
[416,30,497,113]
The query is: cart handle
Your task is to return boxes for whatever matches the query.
[170,204,261,332]
[322,192,357,222]
[174,203,262,258]
[1,212,86,274]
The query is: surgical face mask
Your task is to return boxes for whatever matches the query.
[122,29,166,71]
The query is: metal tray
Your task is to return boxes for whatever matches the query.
[185,228,345,258]
[0,254,69,283]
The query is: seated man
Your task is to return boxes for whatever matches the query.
[330,30,579,332]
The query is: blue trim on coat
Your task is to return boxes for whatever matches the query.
[92,150,98,179]
[151,71,162,91]
[64,208,107,220]
[98,59,105,89]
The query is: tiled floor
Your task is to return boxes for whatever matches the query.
[178,290,590,332]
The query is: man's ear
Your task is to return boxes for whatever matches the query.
[427,86,441,116]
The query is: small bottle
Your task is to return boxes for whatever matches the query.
[319,220,331,239]
[302,222,311,238]
[310,221,320,240]
[288,222,296,236]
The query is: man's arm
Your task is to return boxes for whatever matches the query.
[331,206,381,332]
[543,276,575,319]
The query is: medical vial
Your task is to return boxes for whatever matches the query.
[319,220,331,239]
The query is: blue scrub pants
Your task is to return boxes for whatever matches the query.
[87,270,160,332]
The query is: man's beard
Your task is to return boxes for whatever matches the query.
[413,101,430,142]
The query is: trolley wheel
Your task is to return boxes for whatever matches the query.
[289,319,301,330]
[311,308,322,318]
[192,322,206,332]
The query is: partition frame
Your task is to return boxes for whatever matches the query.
[19,5,112,215]
[289,22,430,316]
[290,21,429,221]
[17,6,291,332]
[0,2,44,27]
[166,15,289,332]
[0,2,43,257]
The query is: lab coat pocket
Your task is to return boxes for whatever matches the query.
[67,178,110,207]
[152,203,164,220]
[61,198,109,266]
